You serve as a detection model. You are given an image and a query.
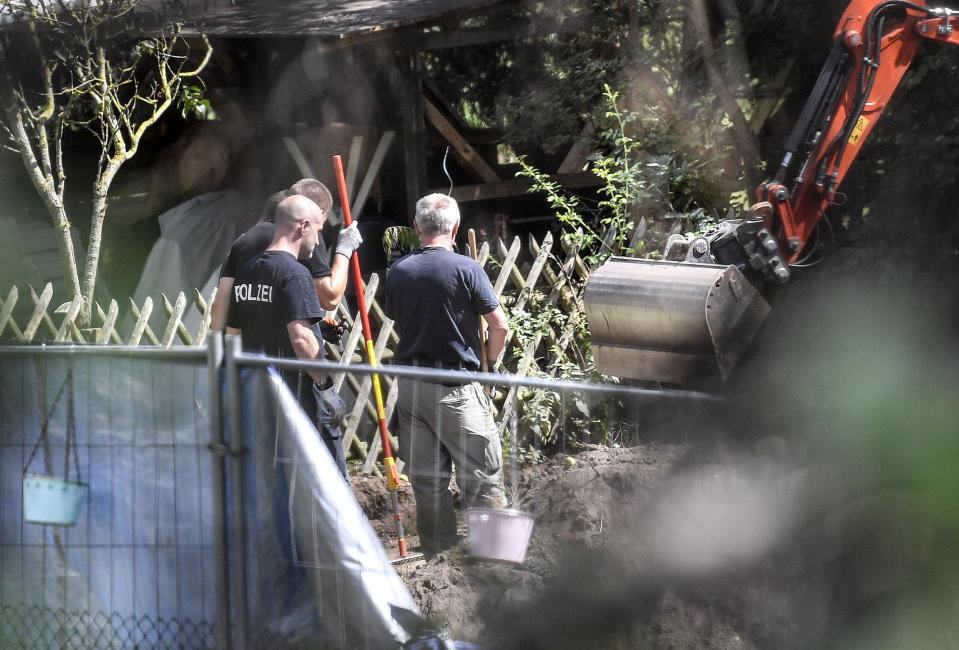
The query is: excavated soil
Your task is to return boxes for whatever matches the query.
[352,441,804,649]
[351,253,958,648]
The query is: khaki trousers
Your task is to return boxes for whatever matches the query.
[396,377,506,557]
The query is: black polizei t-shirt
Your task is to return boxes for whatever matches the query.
[228,250,324,358]
[384,246,500,369]
[220,221,331,279]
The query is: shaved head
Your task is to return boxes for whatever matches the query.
[275,194,322,230]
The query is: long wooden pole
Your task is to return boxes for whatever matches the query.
[332,154,408,557]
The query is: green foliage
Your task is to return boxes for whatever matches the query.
[423,0,629,154]
[178,84,216,121]
[517,84,718,268]
[503,298,611,456]
[382,226,421,260]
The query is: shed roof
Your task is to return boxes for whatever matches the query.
[162,0,506,38]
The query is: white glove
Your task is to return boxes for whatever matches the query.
[335,222,363,258]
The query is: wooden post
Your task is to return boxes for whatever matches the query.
[402,42,427,213]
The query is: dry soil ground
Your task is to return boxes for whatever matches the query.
[353,440,806,649]
[351,254,959,649]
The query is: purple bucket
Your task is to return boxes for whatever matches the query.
[467,508,534,563]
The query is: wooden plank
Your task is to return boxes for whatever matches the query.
[363,272,400,348]
[492,236,521,297]
[340,309,395,462]
[403,46,428,210]
[161,292,189,347]
[0,286,23,340]
[24,283,53,342]
[492,232,553,370]
[194,287,214,344]
[361,378,399,476]
[423,93,500,184]
[55,296,84,342]
[512,231,552,312]
[548,237,582,304]
[96,300,120,345]
[556,122,595,174]
[129,297,158,346]
[352,130,396,218]
[346,134,364,199]
[495,236,528,298]
[282,136,315,179]
[439,171,599,203]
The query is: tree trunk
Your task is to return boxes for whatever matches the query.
[80,160,122,324]
[5,106,83,302]
[688,0,762,179]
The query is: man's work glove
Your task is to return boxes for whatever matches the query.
[319,316,346,346]
[335,222,363,259]
[315,378,347,429]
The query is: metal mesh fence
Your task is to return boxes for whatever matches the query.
[0,602,217,649]
[0,350,224,650]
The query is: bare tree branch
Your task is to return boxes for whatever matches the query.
[0,0,211,322]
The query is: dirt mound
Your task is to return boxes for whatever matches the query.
[353,443,771,648]
[353,421,942,649]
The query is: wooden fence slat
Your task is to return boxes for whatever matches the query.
[361,378,400,476]
[478,239,490,268]
[161,292,190,346]
[339,275,399,461]
[492,232,553,371]
[547,238,581,305]
[194,287,215,344]
[362,272,399,349]
[129,297,157,346]
[0,286,23,339]
[96,300,120,344]
[492,236,522,297]
[55,296,84,342]
[3,224,613,464]
[495,236,528,295]
[495,232,574,437]
[32,288,64,341]
[24,283,53,341]
[628,216,647,253]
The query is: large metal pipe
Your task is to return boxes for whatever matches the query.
[206,333,231,650]
[225,334,249,649]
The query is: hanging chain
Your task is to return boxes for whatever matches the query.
[22,373,69,477]
[22,368,81,483]
[65,369,81,483]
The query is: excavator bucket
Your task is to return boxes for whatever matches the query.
[584,257,770,384]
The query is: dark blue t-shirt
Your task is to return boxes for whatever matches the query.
[220,221,331,280]
[384,246,500,369]
[227,250,324,358]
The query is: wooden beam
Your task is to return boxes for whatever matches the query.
[438,171,599,203]
[556,122,596,174]
[352,130,396,217]
[423,94,500,184]
[402,45,428,210]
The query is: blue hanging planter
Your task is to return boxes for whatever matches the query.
[23,475,88,526]
[22,368,86,527]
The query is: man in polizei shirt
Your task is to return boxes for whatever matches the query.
[227,193,359,479]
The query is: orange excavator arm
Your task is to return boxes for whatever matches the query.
[585,0,959,385]
[663,0,959,284]
[759,0,959,269]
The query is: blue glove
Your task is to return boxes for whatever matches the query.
[315,380,347,429]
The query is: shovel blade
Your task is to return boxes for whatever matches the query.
[585,257,770,384]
